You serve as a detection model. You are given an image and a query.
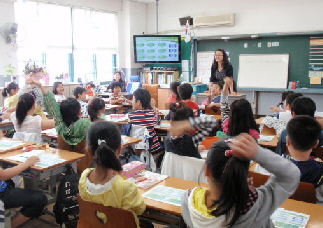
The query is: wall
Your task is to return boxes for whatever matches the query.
[0,1,18,75]
[145,0,323,37]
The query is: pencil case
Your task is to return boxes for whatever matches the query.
[121,161,146,179]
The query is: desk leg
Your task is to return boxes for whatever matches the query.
[49,175,57,198]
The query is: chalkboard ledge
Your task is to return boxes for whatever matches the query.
[238,88,323,94]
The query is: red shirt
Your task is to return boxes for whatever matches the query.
[182,100,199,117]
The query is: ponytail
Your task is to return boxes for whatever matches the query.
[2,88,9,97]
[16,93,35,128]
[206,140,250,227]
[86,121,122,172]
[88,98,105,122]
[93,142,122,171]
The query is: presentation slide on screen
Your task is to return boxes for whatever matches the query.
[135,37,180,62]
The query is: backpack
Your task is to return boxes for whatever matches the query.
[53,165,80,228]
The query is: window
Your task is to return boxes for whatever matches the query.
[15,1,117,84]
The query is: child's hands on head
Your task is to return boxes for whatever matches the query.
[228,133,258,160]
[169,120,191,137]
[25,156,40,167]
[198,145,206,152]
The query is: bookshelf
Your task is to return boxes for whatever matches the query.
[138,70,179,84]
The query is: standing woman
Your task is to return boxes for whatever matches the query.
[107,71,126,92]
[210,49,236,94]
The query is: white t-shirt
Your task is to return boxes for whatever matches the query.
[11,112,42,144]
[55,94,66,102]
[278,110,292,122]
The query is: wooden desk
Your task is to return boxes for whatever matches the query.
[122,136,141,147]
[140,177,323,228]
[0,138,35,153]
[258,135,278,148]
[0,121,13,130]
[154,121,171,131]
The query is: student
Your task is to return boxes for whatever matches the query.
[283,116,323,204]
[73,87,89,119]
[107,71,126,92]
[78,121,146,227]
[167,81,181,103]
[0,148,47,228]
[165,103,217,159]
[273,93,302,121]
[109,82,131,105]
[86,82,96,98]
[221,77,259,139]
[128,88,162,154]
[26,77,91,146]
[202,82,223,113]
[270,91,294,113]
[2,93,55,144]
[88,98,106,122]
[2,82,19,109]
[276,96,319,155]
[53,82,66,102]
[178,83,200,117]
[180,133,300,228]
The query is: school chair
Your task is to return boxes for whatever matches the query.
[142,84,160,108]
[77,195,137,228]
[200,136,219,150]
[58,136,90,173]
[161,151,207,183]
[249,171,316,204]
[205,106,221,115]
[313,146,323,161]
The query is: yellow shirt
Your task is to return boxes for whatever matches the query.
[191,187,216,218]
[78,168,146,227]
[5,94,18,109]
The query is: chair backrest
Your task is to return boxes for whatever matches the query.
[142,84,160,107]
[249,171,316,204]
[205,106,221,115]
[77,195,137,228]
[58,136,90,173]
[161,152,207,183]
[200,136,219,150]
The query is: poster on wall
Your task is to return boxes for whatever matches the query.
[309,37,323,85]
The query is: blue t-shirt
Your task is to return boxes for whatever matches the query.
[211,95,221,103]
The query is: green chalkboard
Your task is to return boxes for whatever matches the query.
[197,35,321,88]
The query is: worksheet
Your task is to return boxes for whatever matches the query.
[142,185,185,206]
[0,139,24,151]
[271,208,310,228]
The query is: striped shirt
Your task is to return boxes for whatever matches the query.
[128,109,161,154]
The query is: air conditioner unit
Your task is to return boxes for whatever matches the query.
[193,13,235,27]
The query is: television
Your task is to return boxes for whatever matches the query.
[133,35,181,63]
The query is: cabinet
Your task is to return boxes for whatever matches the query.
[139,70,179,85]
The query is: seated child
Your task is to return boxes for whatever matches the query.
[53,82,66,102]
[2,93,55,144]
[165,103,217,159]
[179,133,300,227]
[2,82,19,109]
[109,82,131,105]
[221,77,259,139]
[128,88,162,154]
[78,121,146,227]
[88,98,106,122]
[270,91,294,113]
[178,83,200,117]
[274,93,302,122]
[86,82,96,98]
[276,96,323,155]
[167,81,181,103]
[202,82,223,113]
[73,87,89,118]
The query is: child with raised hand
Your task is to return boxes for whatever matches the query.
[128,88,162,154]
[73,87,89,119]
[0,153,47,228]
[26,77,91,146]
[88,98,106,122]
[2,82,19,109]
[181,133,300,228]
[78,121,146,227]
[165,102,217,159]
[53,82,66,102]
[221,77,259,139]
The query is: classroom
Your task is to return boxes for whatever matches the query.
[0,0,323,227]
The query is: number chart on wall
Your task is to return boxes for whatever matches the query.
[237,54,289,89]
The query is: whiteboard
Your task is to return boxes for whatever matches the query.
[196,52,214,84]
[238,54,289,89]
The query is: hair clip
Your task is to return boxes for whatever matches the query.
[175,102,179,107]
[98,139,106,145]
[90,103,93,106]
[225,150,233,157]
[224,138,236,143]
